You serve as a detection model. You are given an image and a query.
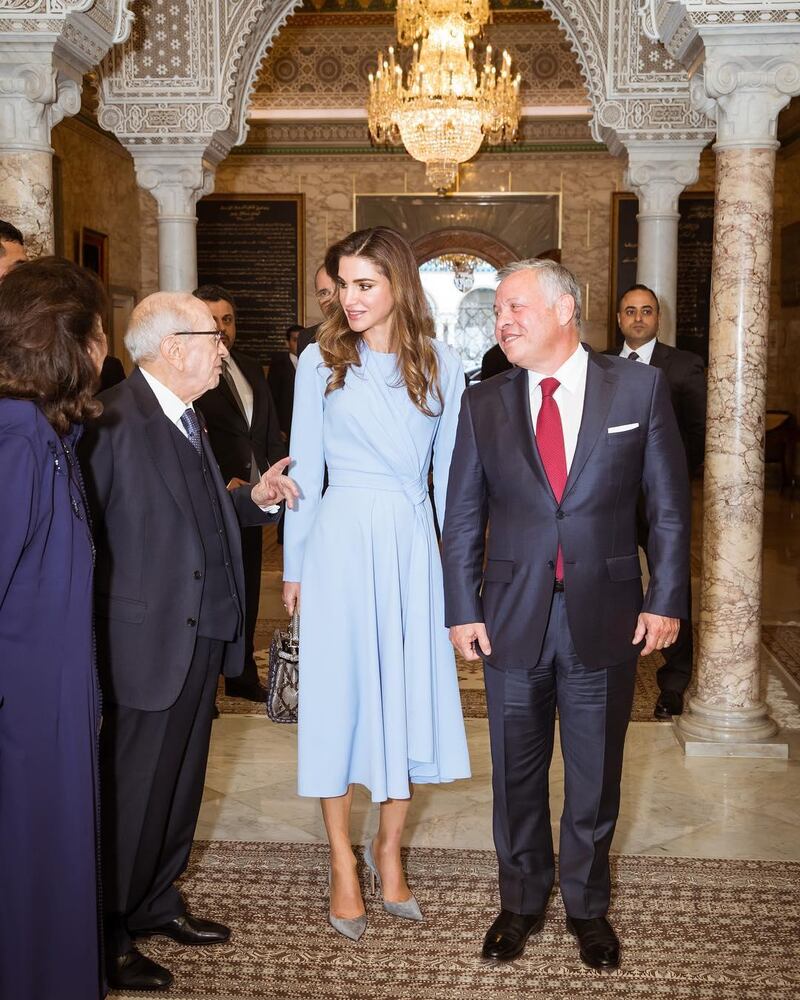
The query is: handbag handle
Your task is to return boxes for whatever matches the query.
[289,610,299,645]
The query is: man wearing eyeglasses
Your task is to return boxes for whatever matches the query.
[193,284,287,703]
[296,263,337,356]
[80,291,298,993]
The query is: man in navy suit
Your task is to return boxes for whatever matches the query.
[442,260,690,970]
[81,292,297,991]
[611,284,707,719]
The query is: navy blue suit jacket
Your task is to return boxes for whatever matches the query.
[80,368,280,711]
[441,347,690,670]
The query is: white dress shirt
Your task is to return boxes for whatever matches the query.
[289,352,298,370]
[224,355,254,426]
[141,367,195,437]
[140,367,278,512]
[620,336,656,365]
[527,343,589,473]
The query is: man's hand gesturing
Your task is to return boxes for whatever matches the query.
[251,456,300,509]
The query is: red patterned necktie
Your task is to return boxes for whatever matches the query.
[535,376,567,580]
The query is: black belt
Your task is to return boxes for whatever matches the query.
[553,579,565,593]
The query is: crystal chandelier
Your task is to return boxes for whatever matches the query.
[395,0,491,46]
[367,2,521,193]
[442,253,478,291]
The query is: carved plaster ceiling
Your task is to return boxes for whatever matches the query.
[251,18,589,111]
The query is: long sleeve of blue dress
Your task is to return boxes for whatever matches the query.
[283,344,326,582]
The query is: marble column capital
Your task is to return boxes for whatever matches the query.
[0,60,81,152]
[624,141,705,217]
[693,44,800,151]
[130,149,217,220]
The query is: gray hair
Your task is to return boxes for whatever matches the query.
[124,291,208,363]
[497,258,582,328]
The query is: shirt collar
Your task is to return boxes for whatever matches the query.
[621,336,657,363]
[140,367,192,425]
[527,342,588,395]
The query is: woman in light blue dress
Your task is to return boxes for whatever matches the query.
[283,227,470,941]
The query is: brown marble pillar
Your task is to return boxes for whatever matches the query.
[677,50,799,757]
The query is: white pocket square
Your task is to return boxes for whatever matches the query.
[607,423,639,434]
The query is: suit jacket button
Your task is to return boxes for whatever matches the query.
[556,510,565,519]
[193,570,202,579]
[187,617,197,626]
[547,560,555,569]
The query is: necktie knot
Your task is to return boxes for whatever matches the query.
[628,351,640,362]
[540,377,560,399]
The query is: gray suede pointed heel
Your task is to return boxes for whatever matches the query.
[327,869,367,941]
[364,840,423,921]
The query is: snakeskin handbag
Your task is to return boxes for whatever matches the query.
[266,612,299,724]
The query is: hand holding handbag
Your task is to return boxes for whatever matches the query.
[266,612,299,724]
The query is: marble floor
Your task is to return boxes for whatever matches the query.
[196,487,800,865]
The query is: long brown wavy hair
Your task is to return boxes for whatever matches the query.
[318,227,442,416]
[0,257,107,434]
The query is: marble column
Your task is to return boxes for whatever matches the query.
[0,59,81,256]
[625,142,706,345]
[676,48,800,758]
[131,148,217,292]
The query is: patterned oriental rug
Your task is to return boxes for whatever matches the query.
[762,625,800,689]
[112,842,800,1000]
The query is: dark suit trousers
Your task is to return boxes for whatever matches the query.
[484,593,636,919]
[231,524,263,689]
[101,637,224,957]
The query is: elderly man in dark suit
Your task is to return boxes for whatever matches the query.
[81,292,297,992]
[193,284,287,702]
[611,283,707,718]
[442,260,689,971]
[297,263,337,356]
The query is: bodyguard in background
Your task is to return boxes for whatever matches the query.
[0,258,108,1000]
[296,263,338,356]
[611,283,707,718]
[268,322,304,440]
[194,284,287,702]
[81,292,296,991]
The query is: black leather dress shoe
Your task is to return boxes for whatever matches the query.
[481,909,545,961]
[224,680,268,702]
[107,948,173,991]
[654,690,683,719]
[134,913,231,946]
[566,915,620,969]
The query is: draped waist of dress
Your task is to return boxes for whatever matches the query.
[327,468,428,508]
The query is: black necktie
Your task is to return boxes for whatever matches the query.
[180,408,202,453]
[628,351,640,362]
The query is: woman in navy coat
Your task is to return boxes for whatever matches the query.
[0,258,109,1000]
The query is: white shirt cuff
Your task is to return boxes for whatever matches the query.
[258,503,281,514]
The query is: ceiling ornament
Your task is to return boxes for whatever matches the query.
[367,0,521,192]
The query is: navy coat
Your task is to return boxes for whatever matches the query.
[0,399,102,1000]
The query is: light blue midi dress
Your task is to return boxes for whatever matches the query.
[283,339,471,801]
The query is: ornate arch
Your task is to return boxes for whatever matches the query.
[411,229,520,269]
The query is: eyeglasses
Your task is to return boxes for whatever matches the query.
[174,331,225,343]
